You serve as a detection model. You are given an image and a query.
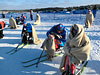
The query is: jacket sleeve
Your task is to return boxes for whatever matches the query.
[58,28,68,44]
[46,26,56,37]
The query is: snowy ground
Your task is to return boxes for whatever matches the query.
[0,11,100,75]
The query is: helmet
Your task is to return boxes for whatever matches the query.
[57,24,64,31]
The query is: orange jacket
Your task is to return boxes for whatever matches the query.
[0,21,5,29]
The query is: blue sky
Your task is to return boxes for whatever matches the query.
[0,0,100,10]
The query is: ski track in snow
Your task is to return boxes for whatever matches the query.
[0,12,100,75]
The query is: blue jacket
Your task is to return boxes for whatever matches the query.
[46,25,68,47]
[23,23,32,33]
[26,23,32,33]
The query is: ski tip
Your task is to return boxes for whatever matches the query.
[21,61,30,63]
[23,65,33,68]
[23,66,29,68]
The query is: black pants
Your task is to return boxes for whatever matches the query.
[0,30,4,38]
[21,32,32,43]
[30,14,33,20]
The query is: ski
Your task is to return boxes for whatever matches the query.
[22,55,47,63]
[23,52,63,67]
[75,61,88,75]
[6,43,24,54]
[22,51,63,63]
[62,61,88,75]
[9,43,28,55]
[23,58,48,67]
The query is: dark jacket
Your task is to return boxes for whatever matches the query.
[23,23,32,33]
[46,25,68,46]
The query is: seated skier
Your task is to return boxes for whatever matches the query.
[59,24,90,75]
[21,23,41,44]
[16,16,20,25]
[41,23,68,59]
[0,20,5,39]
[33,13,40,25]
[21,23,32,43]
[9,16,17,29]
[20,14,26,24]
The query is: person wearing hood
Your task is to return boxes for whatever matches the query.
[41,24,68,59]
[33,13,40,25]
[9,16,17,29]
[59,24,90,75]
[85,10,94,28]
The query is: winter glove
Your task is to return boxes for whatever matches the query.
[56,34,62,39]
[51,32,62,39]
[48,34,55,39]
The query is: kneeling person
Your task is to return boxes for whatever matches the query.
[21,23,41,44]
[0,20,5,39]
[41,24,68,59]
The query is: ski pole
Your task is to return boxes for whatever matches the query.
[36,49,44,68]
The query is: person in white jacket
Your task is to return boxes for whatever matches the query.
[85,10,94,28]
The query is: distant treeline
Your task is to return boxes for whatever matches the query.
[0,4,100,13]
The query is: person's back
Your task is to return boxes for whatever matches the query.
[26,23,32,33]
[9,16,17,29]
[22,23,32,37]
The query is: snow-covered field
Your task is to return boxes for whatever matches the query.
[0,11,100,75]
